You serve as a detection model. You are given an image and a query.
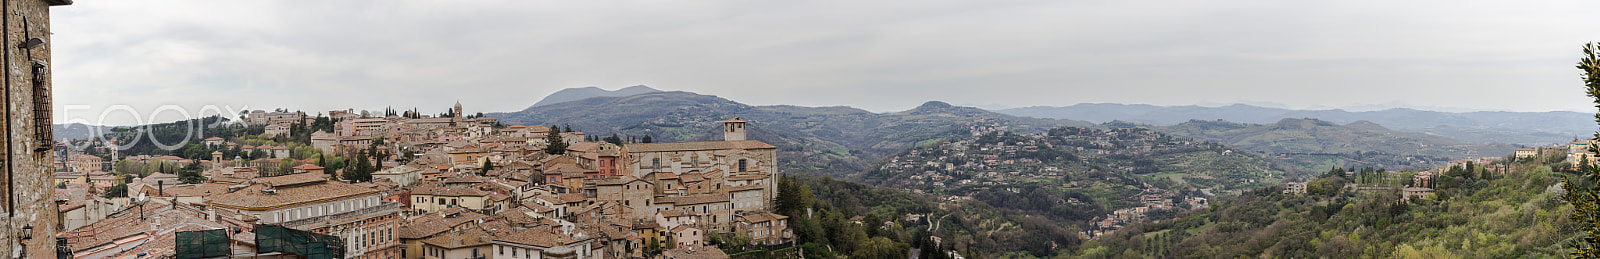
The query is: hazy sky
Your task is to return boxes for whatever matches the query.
[48,0,1600,125]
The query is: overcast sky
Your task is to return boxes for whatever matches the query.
[48,0,1600,125]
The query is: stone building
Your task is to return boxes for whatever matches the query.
[1,0,71,258]
[622,118,778,214]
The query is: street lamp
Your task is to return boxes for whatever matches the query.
[17,37,44,49]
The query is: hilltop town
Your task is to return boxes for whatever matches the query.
[50,102,791,258]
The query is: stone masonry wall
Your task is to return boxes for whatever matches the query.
[2,0,62,258]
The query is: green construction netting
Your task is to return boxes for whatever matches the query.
[256,224,346,259]
[175,229,229,259]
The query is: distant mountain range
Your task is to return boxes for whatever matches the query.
[528,85,662,108]
[53,123,109,142]
[1139,118,1517,173]
[488,88,1524,176]
[998,103,1590,145]
[486,91,1094,175]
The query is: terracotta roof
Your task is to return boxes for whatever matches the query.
[448,146,484,154]
[259,173,327,187]
[496,207,543,225]
[161,183,232,198]
[671,225,699,233]
[204,137,225,141]
[492,226,573,248]
[291,164,325,170]
[681,173,705,183]
[725,185,764,192]
[439,210,491,228]
[419,226,494,249]
[411,183,491,197]
[546,163,593,174]
[399,215,452,239]
[625,140,775,152]
[736,212,788,223]
[61,200,223,253]
[592,176,644,186]
[568,142,601,153]
[664,245,730,259]
[442,175,492,185]
[209,178,379,211]
[523,202,556,213]
[559,193,587,204]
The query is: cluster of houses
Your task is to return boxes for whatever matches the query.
[1281,144,1572,205]
[1084,190,1207,240]
[1569,139,1597,166]
[53,102,792,259]
[883,123,1224,240]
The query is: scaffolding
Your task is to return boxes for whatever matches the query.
[175,229,230,259]
[256,225,345,259]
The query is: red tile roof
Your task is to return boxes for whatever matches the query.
[209,178,379,211]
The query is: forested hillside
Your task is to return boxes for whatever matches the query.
[773,174,1086,258]
[1078,154,1576,258]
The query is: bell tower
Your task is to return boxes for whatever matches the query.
[722,117,747,141]
[453,101,463,118]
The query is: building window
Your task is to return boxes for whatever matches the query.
[652,158,660,169]
[30,59,50,151]
[738,159,748,172]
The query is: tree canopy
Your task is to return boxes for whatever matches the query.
[1564,41,1600,258]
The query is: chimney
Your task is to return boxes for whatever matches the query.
[722,117,747,141]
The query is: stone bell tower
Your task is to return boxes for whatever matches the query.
[722,117,747,141]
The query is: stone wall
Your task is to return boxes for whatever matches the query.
[1,0,68,258]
